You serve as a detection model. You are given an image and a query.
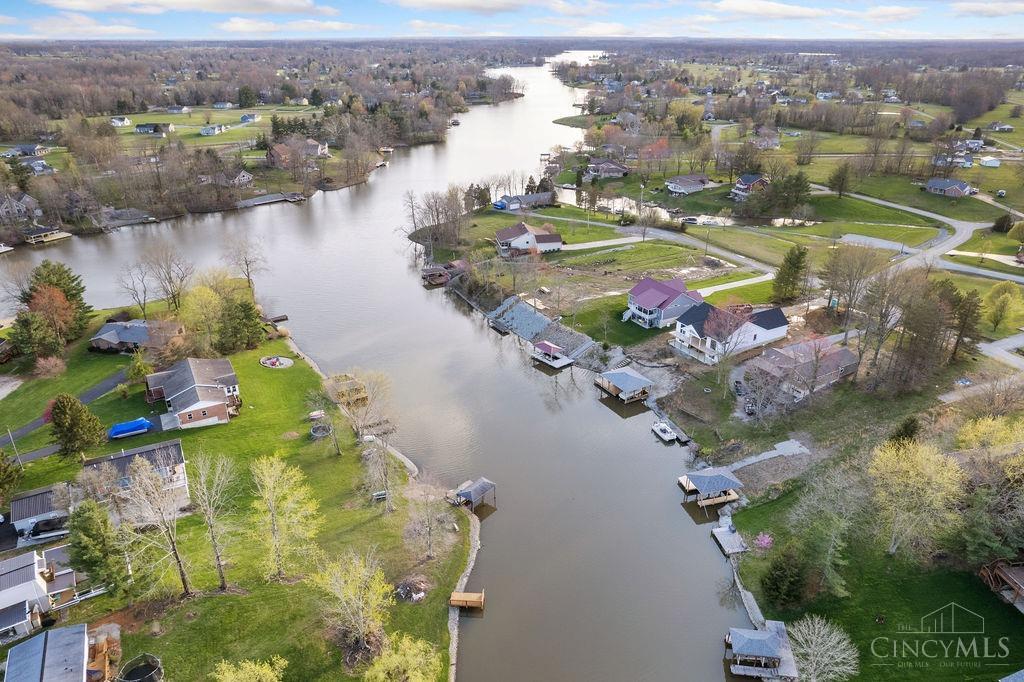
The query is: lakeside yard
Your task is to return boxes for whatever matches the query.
[3,338,467,681]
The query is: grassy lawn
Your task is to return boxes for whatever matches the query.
[551,239,707,273]
[773,222,940,247]
[852,176,1004,222]
[806,195,938,227]
[705,279,774,305]
[944,255,1024,277]
[569,294,666,347]
[690,270,758,289]
[930,273,1024,340]
[552,113,612,129]
[0,327,128,435]
[958,229,1022,256]
[11,339,467,681]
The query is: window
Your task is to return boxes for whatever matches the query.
[201,410,208,417]
[186,413,193,421]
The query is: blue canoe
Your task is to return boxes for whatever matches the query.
[108,417,153,440]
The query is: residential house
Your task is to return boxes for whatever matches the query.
[14,144,48,156]
[9,485,71,544]
[989,121,1015,133]
[670,303,789,365]
[240,113,262,123]
[200,124,227,136]
[109,116,132,127]
[747,339,859,402]
[0,546,80,640]
[623,278,703,329]
[957,138,984,152]
[145,358,240,430]
[0,193,41,223]
[302,138,330,158]
[815,91,839,100]
[586,158,629,180]
[926,178,971,197]
[494,221,563,256]
[980,156,1002,168]
[82,439,190,511]
[89,319,183,353]
[933,153,973,169]
[492,192,555,211]
[883,95,902,104]
[664,174,709,196]
[213,169,254,187]
[267,143,293,169]
[134,123,174,136]
[753,126,780,150]
[167,105,191,114]
[730,173,770,201]
[20,159,55,176]
[212,101,235,109]
[5,624,88,681]
[908,119,927,130]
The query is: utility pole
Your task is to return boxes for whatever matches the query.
[7,428,23,471]
[704,227,711,257]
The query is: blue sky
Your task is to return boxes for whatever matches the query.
[0,0,1022,40]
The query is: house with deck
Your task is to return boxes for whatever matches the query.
[0,193,41,223]
[926,178,971,197]
[670,303,789,365]
[0,545,81,641]
[747,338,859,402]
[664,174,709,196]
[145,358,240,430]
[494,221,563,256]
[586,158,629,180]
[623,278,703,329]
[730,173,770,201]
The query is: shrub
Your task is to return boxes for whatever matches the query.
[116,382,130,399]
[993,214,1015,233]
[888,416,920,443]
[761,543,808,608]
[33,355,66,378]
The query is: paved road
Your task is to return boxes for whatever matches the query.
[561,236,641,251]
[977,331,1024,371]
[0,368,127,449]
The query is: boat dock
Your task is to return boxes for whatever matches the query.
[236,192,306,209]
[711,516,748,556]
[450,590,485,610]
[22,227,72,245]
[531,340,574,369]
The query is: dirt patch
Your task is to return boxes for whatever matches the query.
[92,598,178,635]
[280,431,301,440]
[732,433,830,495]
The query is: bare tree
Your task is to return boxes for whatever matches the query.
[222,233,268,295]
[144,240,195,311]
[820,244,886,344]
[0,260,33,308]
[743,362,788,423]
[363,435,399,513]
[120,454,193,598]
[405,490,453,560]
[192,452,237,591]
[250,456,322,580]
[789,615,860,682]
[704,305,750,394]
[118,261,153,320]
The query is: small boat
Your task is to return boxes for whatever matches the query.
[450,119,461,126]
[378,146,394,154]
[0,243,12,255]
[652,421,677,443]
[375,160,389,168]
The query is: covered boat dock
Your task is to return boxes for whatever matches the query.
[595,366,653,403]
[447,477,496,511]
[725,620,798,680]
[678,467,744,507]
[531,340,574,369]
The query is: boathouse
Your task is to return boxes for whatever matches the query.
[725,620,798,680]
[449,478,496,511]
[595,366,653,403]
[678,467,743,507]
[531,340,573,368]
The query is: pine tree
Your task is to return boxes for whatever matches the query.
[827,162,852,198]
[67,500,132,598]
[0,451,22,507]
[8,311,62,358]
[216,300,265,354]
[19,261,92,340]
[49,393,106,461]
[772,244,808,303]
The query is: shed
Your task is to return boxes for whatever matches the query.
[678,467,743,507]
[6,623,88,682]
[452,477,496,511]
[595,366,653,403]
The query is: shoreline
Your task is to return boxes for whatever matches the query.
[285,336,479,680]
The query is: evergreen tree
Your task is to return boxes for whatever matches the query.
[19,260,92,340]
[49,393,106,461]
[9,310,62,358]
[772,244,808,303]
[6,158,32,193]
[309,88,324,107]
[992,213,1015,233]
[827,162,853,198]
[67,500,132,598]
[525,175,538,194]
[216,300,264,354]
[237,85,258,109]
[761,543,808,608]
[0,451,22,507]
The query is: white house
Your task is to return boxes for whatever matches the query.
[167,105,191,114]
[670,303,789,365]
[0,193,41,223]
[980,156,1002,168]
[200,124,227,136]
[212,101,235,109]
[0,545,79,639]
[494,221,563,256]
[664,174,709,196]
[109,116,132,127]
[82,439,191,514]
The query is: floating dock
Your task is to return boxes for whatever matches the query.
[450,590,485,610]
[712,517,749,556]
[531,340,574,369]
[22,228,72,245]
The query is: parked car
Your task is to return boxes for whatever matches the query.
[744,399,756,416]
[682,216,699,224]
[997,189,1007,198]
[733,380,746,396]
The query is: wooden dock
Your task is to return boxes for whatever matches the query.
[450,590,485,610]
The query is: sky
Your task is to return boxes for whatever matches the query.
[1,0,1023,41]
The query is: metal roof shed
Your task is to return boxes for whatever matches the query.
[455,478,496,511]
[6,623,88,682]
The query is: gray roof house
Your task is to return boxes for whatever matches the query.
[748,339,859,402]
[89,319,182,353]
[926,178,970,197]
[9,484,72,544]
[83,439,190,515]
[5,623,88,682]
[664,174,709,195]
[145,358,240,430]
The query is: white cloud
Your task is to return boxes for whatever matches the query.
[406,18,471,33]
[0,15,16,25]
[952,1,1024,15]
[572,21,635,35]
[27,12,156,37]
[701,0,829,19]
[548,0,611,16]
[36,0,337,15]
[215,16,357,32]
[389,0,520,12]
[835,5,922,22]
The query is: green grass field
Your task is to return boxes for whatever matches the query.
[806,195,938,227]
[569,294,666,347]
[943,254,1024,277]
[958,229,1022,256]
[8,339,466,681]
[552,114,612,129]
[932,272,1024,340]
[550,239,707,273]
[705,279,774,305]
[851,176,1004,222]
[772,222,939,247]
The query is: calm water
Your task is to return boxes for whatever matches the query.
[3,53,750,681]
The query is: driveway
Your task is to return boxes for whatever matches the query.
[0,368,127,449]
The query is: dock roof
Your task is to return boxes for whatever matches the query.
[456,477,495,507]
[599,366,653,394]
[729,626,782,659]
[684,467,743,495]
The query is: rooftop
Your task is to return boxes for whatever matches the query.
[5,623,88,682]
